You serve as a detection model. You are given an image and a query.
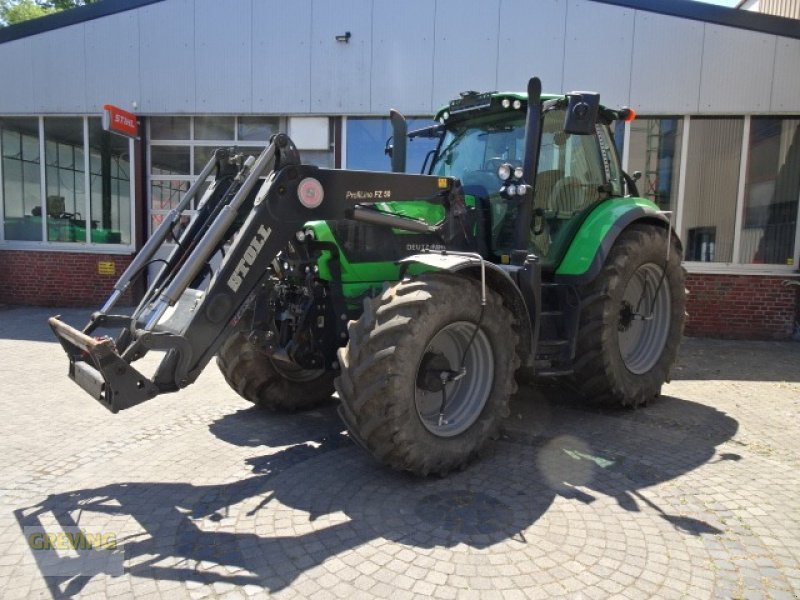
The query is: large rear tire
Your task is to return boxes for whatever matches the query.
[572,223,685,407]
[335,273,519,476]
[217,332,335,411]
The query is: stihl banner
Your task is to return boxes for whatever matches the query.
[102,104,139,139]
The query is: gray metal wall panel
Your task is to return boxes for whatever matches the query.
[310,0,372,114]
[562,0,634,109]
[699,25,776,113]
[194,0,252,113]
[497,0,566,94]
[629,12,704,114]
[771,37,800,111]
[370,0,435,114]
[251,0,312,114]
[432,0,500,105]
[30,25,87,113]
[138,0,196,113]
[0,39,35,114]
[84,11,140,114]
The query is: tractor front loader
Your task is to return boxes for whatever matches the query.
[50,76,686,476]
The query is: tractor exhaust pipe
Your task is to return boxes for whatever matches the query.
[389,109,407,173]
[514,77,543,251]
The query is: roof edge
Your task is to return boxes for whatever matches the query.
[591,0,800,40]
[0,0,165,45]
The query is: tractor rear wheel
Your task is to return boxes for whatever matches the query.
[572,223,685,407]
[335,273,519,476]
[217,331,335,411]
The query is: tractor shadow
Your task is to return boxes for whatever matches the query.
[16,390,738,597]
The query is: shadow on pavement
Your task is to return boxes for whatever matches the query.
[0,306,92,343]
[16,389,739,598]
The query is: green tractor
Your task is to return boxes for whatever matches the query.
[50,77,685,476]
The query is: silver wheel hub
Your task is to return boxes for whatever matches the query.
[617,263,672,375]
[414,322,494,437]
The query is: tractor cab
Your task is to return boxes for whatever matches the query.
[414,89,630,273]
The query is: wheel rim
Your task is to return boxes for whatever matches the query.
[269,358,325,383]
[617,263,672,375]
[414,321,494,438]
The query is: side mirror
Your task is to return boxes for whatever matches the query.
[389,109,407,173]
[563,92,600,135]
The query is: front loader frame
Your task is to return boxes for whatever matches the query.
[50,134,469,412]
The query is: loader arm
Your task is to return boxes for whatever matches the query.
[50,133,461,413]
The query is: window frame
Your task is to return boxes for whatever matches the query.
[0,115,136,254]
[147,115,285,238]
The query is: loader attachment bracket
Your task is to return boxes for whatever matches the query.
[49,317,160,413]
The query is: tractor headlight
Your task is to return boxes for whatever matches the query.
[513,166,524,179]
[505,184,517,196]
[439,111,450,124]
[497,163,512,181]
[501,98,511,109]
[512,99,522,110]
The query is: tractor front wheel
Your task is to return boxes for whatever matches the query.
[572,223,685,407]
[335,274,519,476]
[217,331,335,411]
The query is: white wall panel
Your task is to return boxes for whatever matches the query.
[0,0,798,117]
[497,0,567,94]
[699,25,776,113]
[194,0,252,113]
[0,39,35,114]
[84,11,140,114]
[30,25,87,113]
[432,0,500,105]
[629,12,703,113]
[371,0,435,114]
[310,0,372,113]
[562,0,634,109]
[771,37,800,112]
[138,0,196,113]
[252,0,312,114]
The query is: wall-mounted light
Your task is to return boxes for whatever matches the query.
[335,31,351,43]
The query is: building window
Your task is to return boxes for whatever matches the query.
[1,117,42,241]
[44,117,85,242]
[626,117,683,212]
[88,118,132,245]
[346,117,439,173]
[741,117,800,265]
[148,116,287,236]
[0,116,134,248]
[681,118,744,263]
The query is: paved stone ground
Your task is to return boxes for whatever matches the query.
[0,305,798,600]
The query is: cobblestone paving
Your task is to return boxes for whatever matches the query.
[0,306,798,599]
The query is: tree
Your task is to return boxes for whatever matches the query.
[0,0,98,26]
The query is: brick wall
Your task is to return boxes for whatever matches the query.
[1,249,799,339]
[686,273,800,340]
[0,250,137,307]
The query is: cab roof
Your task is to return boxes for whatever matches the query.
[434,91,562,123]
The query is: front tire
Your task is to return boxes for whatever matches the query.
[335,274,519,476]
[572,224,686,407]
[216,332,335,411]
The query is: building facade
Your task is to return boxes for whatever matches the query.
[0,0,798,338]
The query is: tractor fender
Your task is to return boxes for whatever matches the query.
[398,253,535,365]
[554,198,681,286]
